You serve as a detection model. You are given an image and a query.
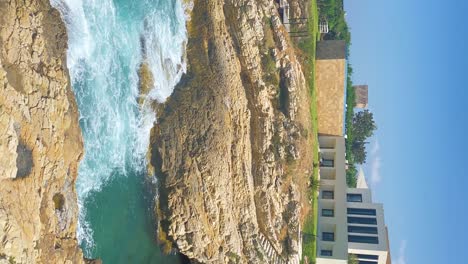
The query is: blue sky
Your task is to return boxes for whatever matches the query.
[344,0,468,263]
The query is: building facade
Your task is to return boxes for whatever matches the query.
[353,85,369,109]
[316,136,391,264]
[315,41,347,136]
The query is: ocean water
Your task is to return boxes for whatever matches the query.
[50,0,187,262]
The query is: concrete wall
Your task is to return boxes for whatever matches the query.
[348,249,388,264]
[347,188,389,264]
[315,59,346,136]
[316,137,391,264]
[317,136,348,263]
[315,257,347,264]
[353,85,368,109]
[316,40,346,60]
[347,187,373,203]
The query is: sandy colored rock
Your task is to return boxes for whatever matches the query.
[150,0,314,263]
[315,59,346,136]
[0,0,87,263]
[138,61,155,105]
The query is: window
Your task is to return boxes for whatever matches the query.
[356,254,379,260]
[347,217,377,225]
[348,235,379,244]
[321,250,332,256]
[322,209,334,217]
[321,159,334,167]
[322,191,334,199]
[322,232,335,241]
[347,193,363,202]
[347,208,376,216]
[348,225,378,234]
[358,261,378,264]
[320,146,334,149]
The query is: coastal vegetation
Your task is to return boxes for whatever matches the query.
[317,0,351,44]
[294,0,319,262]
[344,65,377,187]
[261,15,280,90]
[346,107,377,186]
[344,67,359,186]
[350,110,377,164]
[348,254,359,264]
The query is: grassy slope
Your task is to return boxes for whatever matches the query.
[298,0,319,263]
[300,1,359,262]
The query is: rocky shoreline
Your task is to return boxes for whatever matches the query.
[0,0,314,263]
[149,0,314,263]
[0,0,94,263]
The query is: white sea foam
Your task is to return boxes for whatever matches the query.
[136,0,187,163]
[50,0,187,255]
[143,6,187,102]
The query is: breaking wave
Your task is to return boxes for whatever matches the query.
[50,0,187,254]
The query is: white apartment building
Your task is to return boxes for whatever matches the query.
[316,136,391,264]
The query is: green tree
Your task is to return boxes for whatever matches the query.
[346,165,357,187]
[318,0,351,43]
[352,140,368,164]
[352,110,377,142]
[348,254,358,264]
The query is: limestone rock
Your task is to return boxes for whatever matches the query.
[150,0,314,263]
[0,0,86,263]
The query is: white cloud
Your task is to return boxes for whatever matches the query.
[393,240,408,264]
[370,140,380,155]
[369,140,382,186]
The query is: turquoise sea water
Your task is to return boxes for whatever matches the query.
[83,170,181,263]
[50,0,187,262]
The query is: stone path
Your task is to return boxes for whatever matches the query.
[257,233,301,264]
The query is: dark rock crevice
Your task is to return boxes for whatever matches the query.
[15,141,33,178]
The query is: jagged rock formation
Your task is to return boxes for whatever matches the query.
[0,0,89,263]
[150,0,314,263]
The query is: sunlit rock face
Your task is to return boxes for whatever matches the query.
[150,0,314,263]
[0,0,87,263]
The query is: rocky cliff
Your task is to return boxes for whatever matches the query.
[0,0,88,263]
[150,0,314,263]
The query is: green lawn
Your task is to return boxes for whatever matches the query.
[298,0,320,263]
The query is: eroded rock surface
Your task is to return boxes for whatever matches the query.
[150,0,313,263]
[0,0,87,263]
